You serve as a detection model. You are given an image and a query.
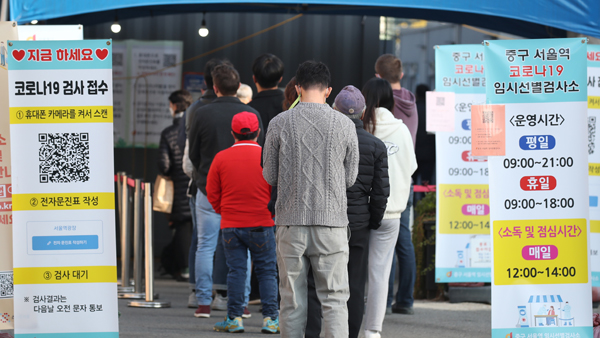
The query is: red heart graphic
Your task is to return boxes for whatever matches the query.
[12,49,25,62]
[95,48,109,61]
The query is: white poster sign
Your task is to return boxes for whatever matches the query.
[17,25,83,41]
[112,40,183,148]
[485,38,591,338]
[434,45,491,283]
[0,21,18,331]
[587,44,600,288]
[7,39,118,337]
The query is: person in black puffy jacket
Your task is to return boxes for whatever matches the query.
[305,86,390,338]
[158,89,194,281]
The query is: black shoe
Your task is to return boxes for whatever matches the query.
[391,305,414,315]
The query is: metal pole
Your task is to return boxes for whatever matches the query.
[119,178,146,299]
[0,0,8,22]
[129,182,170,308]
[116,171,126,231]
[115,172,123,286]
[117,175,134,293]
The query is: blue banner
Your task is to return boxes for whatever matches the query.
[435,45,485,94]
[485,38,587,104]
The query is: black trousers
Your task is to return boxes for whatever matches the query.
[305,227,370,338]
[161,220,192,276]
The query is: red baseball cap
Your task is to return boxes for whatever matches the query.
[231,112,259,134]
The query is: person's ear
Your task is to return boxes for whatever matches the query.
[325,87,333,98]
[400,72,404,80]
[238,83,241,89]
[295,85,301,97]
[375,73,381,79]
[213,85,219,95]
[256,128,261,139]
[278,76,283,84]
[252,75,257,84]
[231,131,238,142]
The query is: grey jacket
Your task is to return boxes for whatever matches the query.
[263,102,359,227]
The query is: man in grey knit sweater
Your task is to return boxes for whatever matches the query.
[263,61,359,338]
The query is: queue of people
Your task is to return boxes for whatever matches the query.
[157,52,425,337]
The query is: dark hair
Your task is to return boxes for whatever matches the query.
[212,64,240,96]
[282,77,298,111]
[361,77,394,135]
[416,84,429,100]
[295,60,330,90]
[168,89,193,113]
[232,130,259,141]
[375,54,402,84]
[252,53,284,89]
[204,58,232,88]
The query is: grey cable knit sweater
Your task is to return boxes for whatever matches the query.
[263,102,360,227]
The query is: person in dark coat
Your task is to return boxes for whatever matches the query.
[158,89,194,281]
[248,53,285,134]
[413,84,435,185]
[305,85,390,338]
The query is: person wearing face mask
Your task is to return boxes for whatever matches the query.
[158,89,194,281]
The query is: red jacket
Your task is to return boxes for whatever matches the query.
[206,140,274,228]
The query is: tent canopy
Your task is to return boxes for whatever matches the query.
[8,0,600,39]
[528,295,564,303]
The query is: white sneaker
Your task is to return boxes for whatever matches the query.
[364,330,381,338]
[211,294,228,311]
[188,290,198,308]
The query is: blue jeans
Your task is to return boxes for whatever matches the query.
[195,191,223,305]
[188,193,197,286]
[222,227,278,319]
[194,191,251,305]
[387,186,416,308]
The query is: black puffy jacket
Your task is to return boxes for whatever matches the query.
[347,119,390,231]
[158,115,192,223]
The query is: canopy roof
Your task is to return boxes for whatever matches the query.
[528,295,564,303]
[8,0,600,38]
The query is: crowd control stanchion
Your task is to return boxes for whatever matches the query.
[119,179,147,299]
[128,182,171,308]
[118,175,134,293]
[116,171,126,287]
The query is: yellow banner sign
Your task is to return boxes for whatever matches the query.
[14,266,116,284]
[438,183,491,235]
[12,192,114,211]
[9,106,113,124]
[493,218,588,285]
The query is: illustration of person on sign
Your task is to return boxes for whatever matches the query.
[0,41,6,67]
[560,301,573,326]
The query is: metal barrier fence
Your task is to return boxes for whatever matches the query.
[115,172,170,308]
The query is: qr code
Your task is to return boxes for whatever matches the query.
[482,110,494,124]
[113,52,124,67]
[163,53,176,67]
[39,133,90,183]
[0,272,13,299]
[589,116,596,155]
[436,97,445,106]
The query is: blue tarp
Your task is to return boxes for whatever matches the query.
[8,0,600,39]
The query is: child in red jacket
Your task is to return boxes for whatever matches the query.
[206,112,279,334]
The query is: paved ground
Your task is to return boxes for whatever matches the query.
[118,278,492,338]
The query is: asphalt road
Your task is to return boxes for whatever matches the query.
[118,278,492,338]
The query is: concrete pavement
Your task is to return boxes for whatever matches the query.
[118,278,492,338]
